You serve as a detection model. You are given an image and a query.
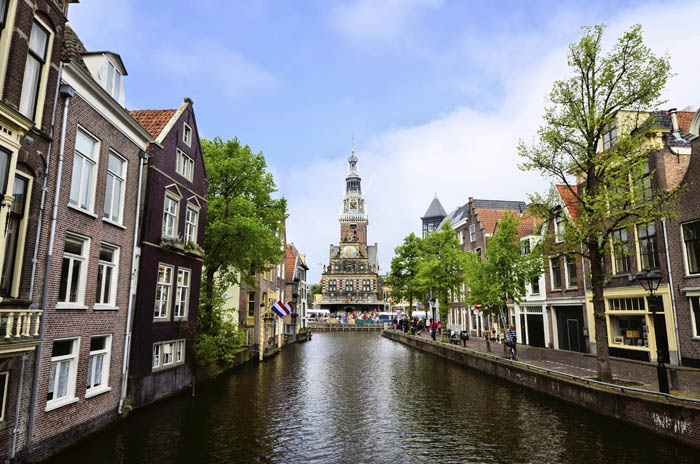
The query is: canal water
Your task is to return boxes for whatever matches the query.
[48,332,697,464]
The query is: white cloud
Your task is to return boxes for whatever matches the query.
[329,0,442,48]
[287,0,700,284]
[154,41,278,99]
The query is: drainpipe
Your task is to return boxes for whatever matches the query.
[580,242,590,353]
[662,218,682,365]
[26,83,74,447]
[29,62,62,302]
[10,352,28,459]
[118,150,148,415]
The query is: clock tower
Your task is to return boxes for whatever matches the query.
[320,151,382,312]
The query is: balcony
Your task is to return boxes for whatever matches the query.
[0,309,41,346]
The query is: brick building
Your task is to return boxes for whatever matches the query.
[283,242,309,340]
[0,0,73,460]
[128,99,207,407]
[22,25,152,460]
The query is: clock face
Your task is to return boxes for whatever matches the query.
[340,246,359,258]
[349,199,358,210]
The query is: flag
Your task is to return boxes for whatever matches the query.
[271,300,288,317]
[284,301,294,314]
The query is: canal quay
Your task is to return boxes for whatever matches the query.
[46,332,697,464]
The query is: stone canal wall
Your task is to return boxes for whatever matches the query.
[383,330,700,449]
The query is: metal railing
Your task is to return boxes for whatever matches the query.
[0,309,41,342]
[385,328,700,405]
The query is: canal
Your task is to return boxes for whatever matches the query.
[48,332,697,463]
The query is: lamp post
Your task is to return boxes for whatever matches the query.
[429,298,437,323]
[636,270,669,394]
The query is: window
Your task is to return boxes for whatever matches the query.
[154,264,173,319]
[426,222,435,234]
[635,162,652,204]
[47,338,79,408]
[531,278,540,295]
[1,173,30,296]
[58,235,89,305]
[247,292,255,317]
[521,240,530,255]
[162,195,179,238]
[104,152,125,223]
[0,0,9,38]
[602,122,618,150]
[608,297,645,311]
[555,215,565,242]
[612,228,631,274]
[95,244,118,306]
[458,230,464,245]
[637,222,659,271]
[609,315,647,347]
[176,149,194,181]
[69,128,98,212]
[565,255,578,288]
[550,257,562,290]
[86,335,111,395]
[152,340,186,370]
[475,248,482,259]
[346,280,353,292]
[19,21,49,119]
[470,224,476,242]
[682,221,700,275]
[174,268,190,318]
[183,123,192,147]
[329,280,337,292]
[691,297,700,338]
[0,371,6,421]
[105,61,121,100]
[362,280,370,292]
[185,207,198,244]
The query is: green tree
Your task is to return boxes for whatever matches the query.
[415,223,467,322]
[386,233,424,316]
[518,24,681,381]
[310,283,322,298]
[199,137,287,363]
[463,212,542,352]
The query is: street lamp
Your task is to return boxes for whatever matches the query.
[636,270,669,394]
[429,298,436,323]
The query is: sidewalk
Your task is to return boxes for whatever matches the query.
[400,328,700,398]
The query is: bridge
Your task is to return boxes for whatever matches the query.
[308,322,384,332]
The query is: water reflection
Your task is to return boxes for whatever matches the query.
[48,332,697,463]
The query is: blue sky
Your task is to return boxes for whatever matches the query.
[70,0,700,283]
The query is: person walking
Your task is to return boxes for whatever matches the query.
[507,324,517,358]
[429,319,437,341]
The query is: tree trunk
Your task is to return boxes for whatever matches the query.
[589,244,613,382]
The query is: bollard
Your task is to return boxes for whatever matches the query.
[669,368,680,391]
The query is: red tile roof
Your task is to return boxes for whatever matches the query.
[677,111,694,133]
[285,244,298,281]
[555,185,581,220]
[477,209,535,237]
[130,109,177,138]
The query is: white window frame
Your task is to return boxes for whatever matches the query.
[95,243,119,308]
[690,296,700,339]
[46,337,80,411]
[565,255,578,289]
[554,215,565,243]
[174,267,190,319]
[155,263,173,320]
[184,206,198,244]
[85,334,112,398]
[183,122,192,147]
[69,126,100,214]
[105,59,122,101]
[162,193,179,238]
[152,339,186,371]
[0,371,8,421]
[103,150,126,225]
[176,148,194,182]
[681,220,700,277]
[57,233,90,308]
[469,224,476,242]
[549,256,562,291]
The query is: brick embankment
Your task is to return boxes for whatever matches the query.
[383,330,700,450]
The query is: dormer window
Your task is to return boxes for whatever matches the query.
[105,61,121,100]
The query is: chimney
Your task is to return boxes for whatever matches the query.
[669,108,680,133]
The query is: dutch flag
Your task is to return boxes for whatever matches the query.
[271,300,291,317]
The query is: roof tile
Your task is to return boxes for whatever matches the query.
[130,109,177,138]
[555,185,580,220]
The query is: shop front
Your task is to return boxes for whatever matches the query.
[551,303,587,353]
[515,304,548,348]
[585,285,679,365]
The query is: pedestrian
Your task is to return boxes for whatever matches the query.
[507,324,517,357]
[429,319,437,341]
[437,321,442,336]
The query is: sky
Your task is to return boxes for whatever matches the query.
[69,0,700,284]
